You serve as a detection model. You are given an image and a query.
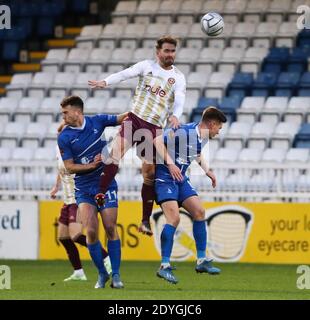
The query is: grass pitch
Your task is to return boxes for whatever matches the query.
[0,260,308,300]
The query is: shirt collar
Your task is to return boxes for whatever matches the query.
[69,117,86,130]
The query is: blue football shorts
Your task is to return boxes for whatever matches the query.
[75,186,118,210]
[155,177,198,206]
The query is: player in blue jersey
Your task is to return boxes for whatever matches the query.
[153,106,227,284]
[57,96,128,289]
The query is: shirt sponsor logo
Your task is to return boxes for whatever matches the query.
[144,85,166,97]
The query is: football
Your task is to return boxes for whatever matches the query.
[200,12,224,37]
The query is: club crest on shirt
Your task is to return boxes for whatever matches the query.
[168,77,175,85]
[81,157,90,164]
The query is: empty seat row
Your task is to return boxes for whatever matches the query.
[76,20,300,51]
[226,71,310,99]
[110,0,309,25]
[0,96,131,124]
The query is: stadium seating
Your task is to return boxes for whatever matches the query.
[1,0,310,200]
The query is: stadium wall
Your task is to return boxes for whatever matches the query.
[0,201,38,259]
[1,201,310,264]
[37,201,310,264]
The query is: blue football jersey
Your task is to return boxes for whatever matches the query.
[57,114,118,189]
[155,122,208,181]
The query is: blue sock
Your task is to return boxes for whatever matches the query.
[87,241,108,275]
[108,239,121,276]
[193,220,207,259]
[161,224,176,264]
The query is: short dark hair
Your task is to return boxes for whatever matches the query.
[201,106,227,123]
[60,95,84,112]
[156,36,178,50]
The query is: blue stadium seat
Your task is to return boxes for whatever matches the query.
[197,97,219,109]
[293,124,310,148]
[297,30,310,48]
[218,96,242,123]
[17,18,33,38]
[226,72,254,98]
[294,140,310,148]
[39,0,66,16]
[189,97,219,122]
[262,62,282,74]
[251,72,278,97]
[274,72,301,97]
[297,89,310,96]
[298,73,310,96]
[19,1,40,17]
[37,17,55,37]
[299,72,310,89]
[2,41,20,61]
[5,25,28,41]
[262,47,290,73]
[287,47,309,73]
[7,0,21,17]
[72,0,89,13]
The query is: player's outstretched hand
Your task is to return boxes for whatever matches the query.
[168,115,180,129]
[88,80,107,89]
[168,164,183,182]
[50,186,58,199]
[206,170,217,188]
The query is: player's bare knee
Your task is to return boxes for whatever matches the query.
[168,214,180,227]
[194,208,205,220]
[87,228,97,243]
[105,225,116,240]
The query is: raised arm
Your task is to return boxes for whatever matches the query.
[88,61,145,89]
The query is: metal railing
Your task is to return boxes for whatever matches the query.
[0,160,309,202]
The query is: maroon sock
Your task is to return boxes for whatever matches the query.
[74,234,108,259]
[99,164,119,194]
[60,238,82,270]
[141,183,155,223]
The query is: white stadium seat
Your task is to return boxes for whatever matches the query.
[27,72,55,98]
[41,49,68,73]
[76,25,103,49]
[6,73,33,98]
[237,97,266,124]
[14,97,41,123]
[260,97,289,124]
[247,122,276,150]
